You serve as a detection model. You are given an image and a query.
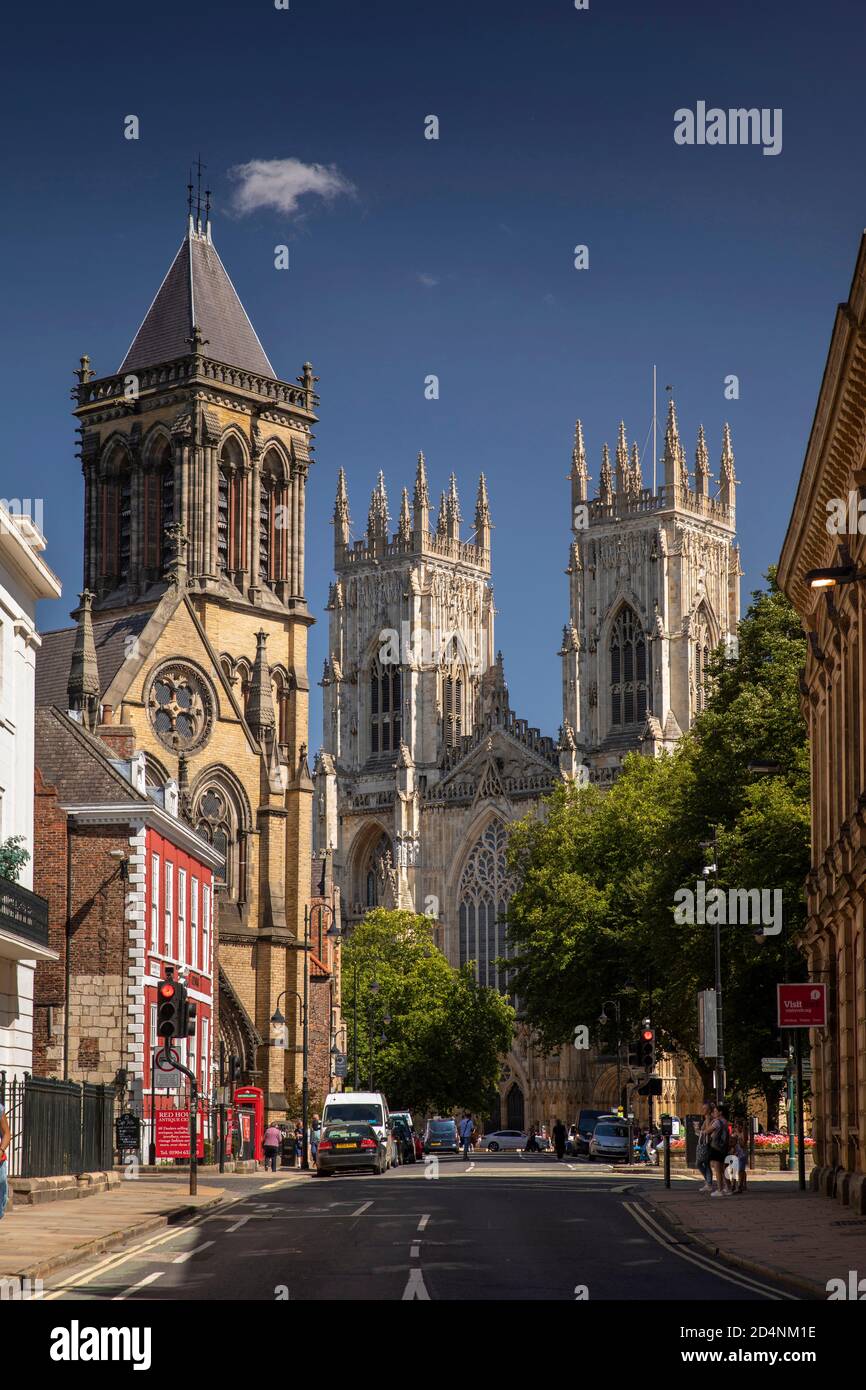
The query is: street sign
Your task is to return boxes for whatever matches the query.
[761,1056,788,1071]
[115,1112,141,1151]
[334,1054,348,1078]
[698,989,718,1058]
[777,983,827,1029]
[155,1108,204,1159]
[154,1068,184,1090]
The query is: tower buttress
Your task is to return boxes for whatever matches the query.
[474,474,491,553]
[570,420,589,512]
[615,421,628,498]
[334,468,351,556]
[446,473,461,541]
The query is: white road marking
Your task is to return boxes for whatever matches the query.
[402,1268,430,1300]
[351,1200,373,1217]
[462,1162,475,1175]
[226,1216,251,1233]
[622,1202,797,1300]
[172,1241,215,1264]
[410,1242,420,1257]
[112,1271,163,1301]
[417,1214,430,1231]
[567,1163,576,1170]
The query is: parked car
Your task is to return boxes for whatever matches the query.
[322,1091,392,1162]
[423,1118,460,1155]
[481,1129,528,1152]
[588,1121,631,1163]
[315,1121,389,1176]
[390,1109,414,1133]
[572,1109,608,1156]
[390,1116,416,1164]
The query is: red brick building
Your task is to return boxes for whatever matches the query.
[33,708,222,1127]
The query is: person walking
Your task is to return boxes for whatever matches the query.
[695,1103,714,1192]
[293,1121,304,1169]
[263,1120,282,1173]
[525,1124,539,1154]
[458,1111,474,1161]
[0,1098,10,1219]
[310,1113,322,1164]
[708,1104,731,1196]
[552,1117,567,1161]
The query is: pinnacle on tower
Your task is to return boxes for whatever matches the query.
[598,443,614,505]
[446,473,462,536]
[571,419,590,506]
[437,490,448,535]
[413,451,430,508]
[629,440,642,495]
[615,421,629,495]
[246,629,277,740]
[333,467,351,550]
[398,487,411,542]
[720,422,736,514]
[474,473,492,551]
[694,424,710,498]
[67,590,100,731]
[367,470,390,539]
[663,397,684,491]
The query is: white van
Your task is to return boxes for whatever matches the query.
[321,1091,393,1162]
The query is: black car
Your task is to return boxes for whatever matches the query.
[423,1118,459,1155]
[390,1116,416,1164]
[315,1121,388,1176]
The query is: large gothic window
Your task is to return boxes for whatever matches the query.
[692,606,713,715]
[194,774,249,904]
[259,449,288,586]
[458,819,515,992]
[609,605,647,727]
[99,446,131,584]
[362,831,393,909]
[143,439,174,573]
[218,436,246,575]
[440,636,465,747]
[370,659,402,756]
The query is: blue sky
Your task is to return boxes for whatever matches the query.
[4,0,865,743]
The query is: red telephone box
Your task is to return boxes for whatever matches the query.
[233,1086,264,1161]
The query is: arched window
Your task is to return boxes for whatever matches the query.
[217,436,246,574]
[458,819,515,992]
[271,667,291,746]
[99,445,131,583]
[440,636,465,747]
[143,438,174,573]
[692,607,713,715]
[361,831,393,909]
[609,605,647,727]
[194,775,249,903]
[370,659,402,755]
[259,449,288,585]
[235,659,252,718]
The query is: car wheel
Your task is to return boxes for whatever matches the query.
[487,1141,499,1152]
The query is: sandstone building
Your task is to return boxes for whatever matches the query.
[36,201,329,1117]
[779,232,866,1209]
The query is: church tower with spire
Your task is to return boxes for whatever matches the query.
[561,399,741,783]
[38,189,331,1118]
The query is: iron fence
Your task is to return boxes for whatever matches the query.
[0,1072,115,1178]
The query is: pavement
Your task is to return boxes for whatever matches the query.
[640,1172,866,1299]
[34,1155,806,1302]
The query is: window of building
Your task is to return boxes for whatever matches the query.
[164,861,174,959]
[609,605,647,727]
[362,832,392,909]
[190,876,199,970]
[100,470,131,582]
[150,854,160,950]
[201,1016,210,1096]
[457,819,515,993]
[177,868,187,965]
[440,637,465,747]
[259,450,288,585]
[692,607,713,715]
[202,883,211,972]
[370,660,401,755]
[217,437,246,575]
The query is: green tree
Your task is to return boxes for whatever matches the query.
[0,836,29,883]
[506,573,810,1109]
[343,909,514,1114]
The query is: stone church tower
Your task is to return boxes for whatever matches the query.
[38,201,324,1117]
[560,400,740,785]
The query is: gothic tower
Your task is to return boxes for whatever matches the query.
[44,198,323,1116]
[561,401,740,783]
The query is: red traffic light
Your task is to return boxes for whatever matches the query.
[159,982,176,999]
[641,1028,654,1041]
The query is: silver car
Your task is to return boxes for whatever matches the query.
[588,1121,631,1162]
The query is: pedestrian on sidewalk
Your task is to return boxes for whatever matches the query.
[733,1118,748,1193]
[310,1113,322,1164]
[695,1103,714,1192]
[458,1111,474,1160]
[263,1120,282,1173]
[525,1124,539,1153]
[293,1121,304,1169]
[552,1117,567,1161]
[0,1098,9,1219]
[708,1105,731,1196]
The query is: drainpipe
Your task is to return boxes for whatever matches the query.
[63,815,72,1081]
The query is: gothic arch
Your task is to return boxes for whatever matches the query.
[142,751,170,789]
[439,632,471,748]
[689,600,719,717]
[259,445,290,585]
[452,815,516,992]
[217,431,249,575]
[605,601,648,733]
[97,439,132,584]
[191,764,253,904]
[348,821,395,914]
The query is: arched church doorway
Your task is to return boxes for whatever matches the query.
[506,1082,525,1132]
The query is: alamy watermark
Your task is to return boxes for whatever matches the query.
[673,880,782,935]
[674,102,782,157]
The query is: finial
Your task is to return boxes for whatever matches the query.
[447,472,462,525]
[572,420,588,476]
[437,491,447,535]
[367,471,390,538]
[598,443,613,504]
[186,324,209,355]
[695,424,709,474]
[414,451,430,509]
[630,440,642,494]
[74,355,93,384]
[398,487,411,541]
[721,422,735,478]
[193,154,207,231]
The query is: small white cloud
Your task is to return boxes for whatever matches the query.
[417,272,439,288]
[228,157,356,218]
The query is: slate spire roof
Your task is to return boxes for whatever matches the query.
[118,218,276,378]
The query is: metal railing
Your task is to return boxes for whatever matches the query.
[0,875,49,949]
[0,1072,115,1177]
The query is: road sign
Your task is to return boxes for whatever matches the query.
[154,1068,184,1090]
[155,1108,204,1159]
[777,983,827,1029]
[334,1054,348,1078]
[761,1056,788,1071]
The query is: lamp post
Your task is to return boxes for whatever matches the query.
[700,831,725,1103]
[599,1000,623,1109]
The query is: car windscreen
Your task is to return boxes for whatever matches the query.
[324,1103,383,1125]
[595,1124,628,1138]
[323,1123,375,1140]
[429,1121,456,1133]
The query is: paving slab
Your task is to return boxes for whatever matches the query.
[641,1177,866,1298]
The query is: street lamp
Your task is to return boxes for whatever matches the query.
[599,999,623,1107]
[804,562,861,589]
[700,832,725,1104]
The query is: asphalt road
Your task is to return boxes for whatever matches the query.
[42,1153,800,1302]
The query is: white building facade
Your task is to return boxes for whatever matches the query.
[0,503,61,1082]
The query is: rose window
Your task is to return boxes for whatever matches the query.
[147,664,212,752]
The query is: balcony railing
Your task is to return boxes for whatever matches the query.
[0,875,49,949]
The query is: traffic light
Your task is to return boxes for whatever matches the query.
[157,974,184,1041]
[182,994,197,1039]
[627,1038,641,1069]
[640,1026,656,1072]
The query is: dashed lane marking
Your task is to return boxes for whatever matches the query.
[402,1268,431,1300]
[112,1271,164,1301]
[225,1216,251,1233]
[172,1241,215,1264]
[418,1214,430,1231]
[351,1201,373,1217]
[462,1163,475,1175]
[410,1243,420,1258]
